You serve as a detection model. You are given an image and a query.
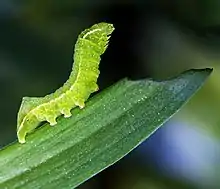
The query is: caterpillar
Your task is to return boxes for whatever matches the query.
[17,22,115,143]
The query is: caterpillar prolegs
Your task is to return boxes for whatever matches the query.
[17,22,115,143]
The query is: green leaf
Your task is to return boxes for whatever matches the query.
[0,69,212,189]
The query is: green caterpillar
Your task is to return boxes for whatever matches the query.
[17,22,115,143]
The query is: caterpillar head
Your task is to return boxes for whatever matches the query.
[92,22,115,36]
[80,22,115,40]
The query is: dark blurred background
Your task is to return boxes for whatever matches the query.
[1,0,220,188]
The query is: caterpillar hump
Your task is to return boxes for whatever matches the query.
[17,22,115,143]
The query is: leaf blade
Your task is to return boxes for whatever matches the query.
[0,69,212,189]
